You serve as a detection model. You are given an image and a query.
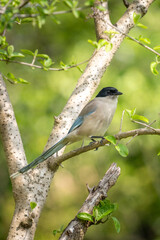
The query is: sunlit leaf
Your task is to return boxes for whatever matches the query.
[125,108,136,118]
[7,45,14,57]
[105,43,113,52]
[105,135,116,145]
[112,217,120,233]
[21,49,34,56]
[93,199,117,223]
[139,36,151,45]
[153,45,160,51]
[88,39,98,48]
[150,62,159,75]
[115,144,129,157]
[77,212,94,222]
[137,23,147,29]
[96,5,106,11]
[133,12,141,24]
[30,202,37,210]
[132,114,149,123]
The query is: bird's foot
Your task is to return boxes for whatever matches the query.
[90,136,105,151]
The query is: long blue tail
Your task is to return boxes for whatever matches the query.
[10,137,69,178]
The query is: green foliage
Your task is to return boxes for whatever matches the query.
[63,0,79,18]
[133,12,147,29]
[77,212,94,222]
[4,72,29,84]
[93,199,117,223]
[30,202,37,210]
[111,217,121,233]
[53,225,64,236]
[115,144,129,158]
[105,135,129,157]
[88,39,112,52]
[105,135,116,145]
[125,108,149,123]
[104,30,119,39]
[77,199,120,233]
[138,36,151,45]
[150,57,160,76]
[85,0,95,7]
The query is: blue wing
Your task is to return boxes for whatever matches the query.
[68,109,96,134]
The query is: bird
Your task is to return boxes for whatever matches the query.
[10,87,122,178]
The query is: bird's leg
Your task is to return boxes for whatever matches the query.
[90,136,105,151]
[91,136,105,143]
[81,139,84,147]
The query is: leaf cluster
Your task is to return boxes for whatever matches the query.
[77,199,120,233]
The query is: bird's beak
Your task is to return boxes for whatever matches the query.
[116,91,123,95]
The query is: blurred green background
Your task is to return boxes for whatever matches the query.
[0,1,160,240]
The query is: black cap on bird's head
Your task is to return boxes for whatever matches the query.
[96,87,123,98]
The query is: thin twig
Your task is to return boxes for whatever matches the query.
[132,120,156,131]
[126,132,138,145]
[19,0,30,9]
[0,58,89,71]
[107,23,160,57]
[119,110,125,133]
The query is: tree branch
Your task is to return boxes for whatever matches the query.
[48,127,160,171]
[59,163,121,240]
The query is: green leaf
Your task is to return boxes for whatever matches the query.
[77,212,94,222]
[37,54,50,59]
[115,144,129,157]
[7,45,14,57]
[125,108,136,118]
[153,45,160,51]
[105,42,113,52]
[72,8,79,18]
[157,152,160,156]
[133,12,141,24]
[43,57,53,67]
[136,23,147,29]
[17,78,29,84]
[88,39,98,49]
[138,36,151,45]
[0,49,8,56]
[63,0,73,8]
[97,39,109,50]
[93,199,117,223]
[96,5,106,11]
[6,73,29,84]
[112,217,120,233]
[132,114,149,123]
[104,30,119,39]
[53,230,58,236]
[150,62,159,75]
[21,18,34,23]
[60,61,70,70]
[76,66,83,73]
[21,49,34,56]
[105,135,116,145]
[11,52,25,58]
[84,0,95,6]
[53,225,64,236]
[30,202,37,210]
